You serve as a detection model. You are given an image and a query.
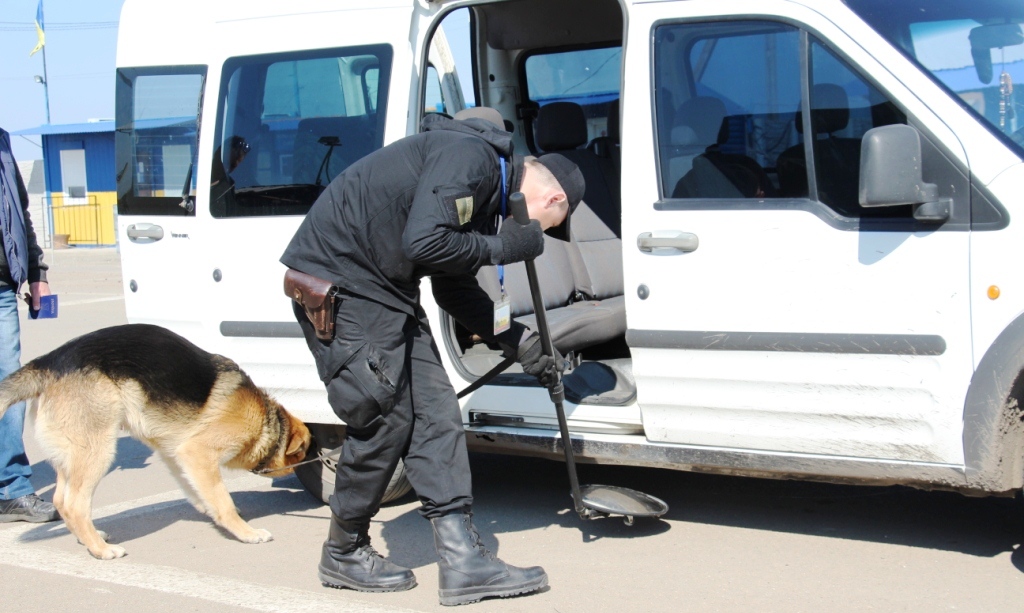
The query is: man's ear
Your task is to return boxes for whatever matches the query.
[545,192,566,209]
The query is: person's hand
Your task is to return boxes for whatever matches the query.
[498,218,544,264]
[24,281,50,311]
[516,332,564,387]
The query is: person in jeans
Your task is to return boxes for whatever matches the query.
[0,127,58,523]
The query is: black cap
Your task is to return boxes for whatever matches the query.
[535,153,585,241]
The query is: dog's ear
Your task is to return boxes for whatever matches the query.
[285,414,311,458]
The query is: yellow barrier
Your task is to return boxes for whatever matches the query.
[49,191,117,246]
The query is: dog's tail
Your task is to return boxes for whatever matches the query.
[0,365,52,419]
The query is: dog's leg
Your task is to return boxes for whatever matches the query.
[156,450,208,515]
[51,469,108,544]
[174,441,273,544]
[52,469,65,513]
[59,443,124,560]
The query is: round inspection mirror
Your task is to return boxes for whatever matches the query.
[580,484,668,518]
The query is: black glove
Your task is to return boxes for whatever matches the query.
[517,333,564,387]
[498,218,544,264]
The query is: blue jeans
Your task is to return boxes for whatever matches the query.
[0,286,32,500]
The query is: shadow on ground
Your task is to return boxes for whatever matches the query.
[379,452,1024,572]
[18,475,322,549]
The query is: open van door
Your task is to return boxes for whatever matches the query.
[622,1,974,465]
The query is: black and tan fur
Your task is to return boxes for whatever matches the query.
[0,323,311,560]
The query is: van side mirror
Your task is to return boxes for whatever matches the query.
[859,124,950,222]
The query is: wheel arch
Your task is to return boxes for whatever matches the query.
[963,310,1024,493]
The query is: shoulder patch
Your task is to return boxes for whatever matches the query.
[455,196,474,225]
[436,186,477,227]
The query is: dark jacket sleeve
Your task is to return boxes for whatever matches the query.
[431,273,530,356]
[401,142,504,273]
[16,164,47,284]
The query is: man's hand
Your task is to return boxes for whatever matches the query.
[24,281,50,311]
[498,218,544,264]
[516,332,564,387]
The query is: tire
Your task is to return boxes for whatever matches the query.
[295,423,413,505]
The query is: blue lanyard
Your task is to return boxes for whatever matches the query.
[498,157,507,295]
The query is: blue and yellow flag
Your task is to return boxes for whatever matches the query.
[29,1,45,57]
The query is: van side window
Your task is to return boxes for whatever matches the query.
[655,22,800,200]
[776,38,910,217]
[210,45,393,218]
[523,46,622,154]
[655,22,911,218]
[425,65,446,114]
[115,67,206,216]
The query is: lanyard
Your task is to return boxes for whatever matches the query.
[498,156,507,295]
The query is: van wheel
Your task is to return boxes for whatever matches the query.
[295,423,413,505]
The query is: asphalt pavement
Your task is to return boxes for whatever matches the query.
[4,246,1024,613]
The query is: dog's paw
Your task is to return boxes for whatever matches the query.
[240,528,273,544]
[90,544,127,560]
[77,530,110,545]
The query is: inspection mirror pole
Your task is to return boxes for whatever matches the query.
[507,192,668,524]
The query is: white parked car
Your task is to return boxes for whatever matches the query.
[115,0,1024,504]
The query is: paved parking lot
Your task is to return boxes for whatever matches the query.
[4,246,1024,612]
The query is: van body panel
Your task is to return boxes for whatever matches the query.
[623,0,972,464]
[970,163,1024,370]
[116,0,1024,496]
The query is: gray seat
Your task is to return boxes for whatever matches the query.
[535,101,620,237]
[777,83,862,215]
[466,105,625,355]
[661,96,727,195]
[474,202,625,355]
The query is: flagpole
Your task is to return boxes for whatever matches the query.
[31,0,50,124]
[40,43,50,124]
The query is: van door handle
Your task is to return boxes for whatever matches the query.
[637,231,699,254]
[126,223,164,243]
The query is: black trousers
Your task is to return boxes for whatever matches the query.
[294,293,473,521]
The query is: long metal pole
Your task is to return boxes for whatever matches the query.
[41,45,51,124]
[508,192,587,518]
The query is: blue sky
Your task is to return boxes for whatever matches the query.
[0,0,125,161]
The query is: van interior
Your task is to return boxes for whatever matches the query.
[424,0,636,413]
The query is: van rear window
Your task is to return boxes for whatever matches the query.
[115,66,206,216]
[523,46,621,153]
[210,44,393,218]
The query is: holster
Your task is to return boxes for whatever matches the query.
[284,269,338,341]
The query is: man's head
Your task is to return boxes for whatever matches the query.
[228,136,250,172]
[518,154,585,241]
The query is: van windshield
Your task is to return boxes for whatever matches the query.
[847,0,1024,158]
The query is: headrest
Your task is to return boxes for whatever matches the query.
[454,106,505,130]
[535,102,588,151]
[796,83,850,135]
[606,99,620,144]
[674,96,727,145]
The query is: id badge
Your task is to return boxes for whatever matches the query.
[493,294,511,335]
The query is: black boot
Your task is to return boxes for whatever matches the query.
[431,510,547,606]
[318,516,416,592]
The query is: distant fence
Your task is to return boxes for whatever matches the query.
[44,194,118,247]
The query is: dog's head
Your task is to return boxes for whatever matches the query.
[258,400,312,477]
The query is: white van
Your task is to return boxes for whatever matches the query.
[115,0,1024,505]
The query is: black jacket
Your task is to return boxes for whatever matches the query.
[281,114,527,349]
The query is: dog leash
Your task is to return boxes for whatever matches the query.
[251,448,343,475]
[255,356,517,476]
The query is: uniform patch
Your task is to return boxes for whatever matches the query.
[455,196,474,225]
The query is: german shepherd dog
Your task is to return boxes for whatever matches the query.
[0,324,311,559]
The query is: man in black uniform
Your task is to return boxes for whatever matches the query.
[281,112,584,605]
